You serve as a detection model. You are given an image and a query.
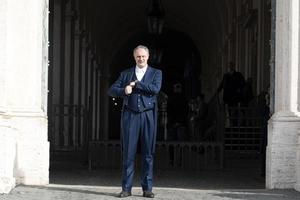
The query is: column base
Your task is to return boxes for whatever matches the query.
[296,130,300,192]
[0,122,17,194]
[15,140,49,185]
[0,113,49,189]
[12,115,49,186]
[266,113,300,189]
[0,177,15,194]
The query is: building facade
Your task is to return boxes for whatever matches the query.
[0,0,300,194]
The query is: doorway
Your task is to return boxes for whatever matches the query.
[48,0,272,189]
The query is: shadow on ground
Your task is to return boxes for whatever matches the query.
[49,159,265,190]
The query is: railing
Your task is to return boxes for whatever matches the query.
[224,106,264,153]
[203,93,225,142]
[88,141,223,171]
[49,104,87,152]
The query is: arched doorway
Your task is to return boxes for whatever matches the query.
[46,0,293,190]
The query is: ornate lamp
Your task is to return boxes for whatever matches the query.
[147,0,165,35]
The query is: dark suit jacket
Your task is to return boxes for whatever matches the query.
[108,66,162,152]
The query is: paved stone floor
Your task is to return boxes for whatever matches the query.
[1,160,300,200]
[1,185,300,200]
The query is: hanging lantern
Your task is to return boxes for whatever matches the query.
[147,0,165,35]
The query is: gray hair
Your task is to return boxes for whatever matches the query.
[133,45,149,55]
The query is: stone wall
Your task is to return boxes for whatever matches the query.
[0,0,49,193]
[296,131,300,191]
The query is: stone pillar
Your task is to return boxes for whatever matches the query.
[0,0,49,193]
[73,21,80,146]
[0,121,16,193]
[64,0,75,147]
[92,60,98,140]
[0,0,13,192]
[257,0,264,93]
[100,73,110,141]
[51,0,62,148]
[95,68,101,140]
[296,131,300,191]
[266,0,300,189]
[100,62,110,140]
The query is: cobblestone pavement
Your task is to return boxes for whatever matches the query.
[1,161,300,200]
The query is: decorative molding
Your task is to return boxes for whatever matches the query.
[0,109,47,118]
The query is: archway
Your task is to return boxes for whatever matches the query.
[47,0,275,190]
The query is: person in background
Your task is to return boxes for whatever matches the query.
[218,61,245,126]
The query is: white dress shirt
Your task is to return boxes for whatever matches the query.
[135,65,147,81]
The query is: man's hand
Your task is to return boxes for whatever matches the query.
[125,85,133,95]
[125,81,138,95]
[129,81,137,87]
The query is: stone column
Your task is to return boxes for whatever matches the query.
[73,0,82,147]
[0,0,14,193]
[266,0,300,189]
[96,68,101,140]
[100,72,110,141]
[92,60,98,140]
[0,0,49,193]
[0,121,16,194]
[296,131,300,191]
[64,0,75,147]
[51,0,63,148]
[80,37,88,145]
[73,20,80,146]
[257,0,265,93]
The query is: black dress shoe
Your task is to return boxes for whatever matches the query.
[143,191,155,198]
[118,191,132,198]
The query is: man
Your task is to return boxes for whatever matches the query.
[217,61,245,107]
[217,62,245,126]
[108,45,162,198]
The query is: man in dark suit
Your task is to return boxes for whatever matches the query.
[217,61,245,107]
[108,45,162,198]
[217,62,245,126]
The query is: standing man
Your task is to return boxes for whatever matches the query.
[217,61,245,107]
[108,45,162,198]
[217,61,245,126]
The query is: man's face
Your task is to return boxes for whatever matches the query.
[134,48,149,68]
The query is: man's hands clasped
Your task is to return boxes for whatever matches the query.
[125,80,138,95]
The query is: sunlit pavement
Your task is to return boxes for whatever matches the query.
[1,166,300,200]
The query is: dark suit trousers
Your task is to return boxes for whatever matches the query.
[121,108,155,192]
